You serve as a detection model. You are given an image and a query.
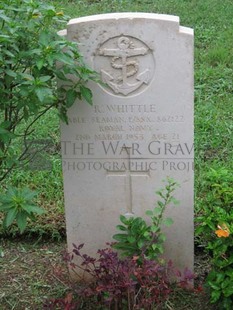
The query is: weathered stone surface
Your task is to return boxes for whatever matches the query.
[60,13,194,278]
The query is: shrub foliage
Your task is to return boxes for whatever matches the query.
[0,0,96,182]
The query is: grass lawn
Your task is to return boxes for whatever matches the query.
[0,0,232,309]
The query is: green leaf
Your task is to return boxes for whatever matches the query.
[210,290,221,303]
[120,214,129,225]
[0,34,10,42]
[154,243,164,254]
[39,76,51,83]
[215,273,225,284]
[116,225,127,231]
[55,70,69,81]
[5,208,18,227]
[143,231,150,237]
[0,193,15,204]
[80,85,93,105]
[223,285,233,297]
[131,218,145,233]
[153,206,162,215]
[16,212,28,234]
[3,50,15,58]
[5,69,17,78]
[137,240,145,249]
[5,187,17,198]
[47,54,55,67]
[158,233,166,242]
[35,87,53,102]
[20,204,44,215]
[54,53,74,66]
[171,197,180,205]
[145,210,153,216]
[151,225,159,233]
[39,30,50,46]
[157,201,164,208]
[208,281,220,291]
[226,269,233,277]
[152,244,158,250]
[66,89,78,108]
[162,218,174,227]
[127,236,136,243]
[155,190,162,195]
[0,203,13,211]
[0,127,15,142]
[21,188,37,201]
[0,12,10,22]
[112,243,136,252]
[20,73,35,81]
[113,233,128,242]
[0,121,11,128]
[221,278,230,289]
[36,59,44,70]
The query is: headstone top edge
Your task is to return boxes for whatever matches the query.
[179,26,194,36]
[68,12,180,26]
[57,29,67,37]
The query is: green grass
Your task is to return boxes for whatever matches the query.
[0,0,232,233]
[0,0,232,308]
[2,0,231,237]
[0,109,65,239]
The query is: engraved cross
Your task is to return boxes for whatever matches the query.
[106,146,150,215]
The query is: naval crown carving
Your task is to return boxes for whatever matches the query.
[95,35,155,96]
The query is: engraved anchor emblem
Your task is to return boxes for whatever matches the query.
[98,36,151,96]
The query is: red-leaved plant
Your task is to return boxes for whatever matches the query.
[44,243,194,310]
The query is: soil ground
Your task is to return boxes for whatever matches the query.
[0,238,69,310]
[0,238,219,310]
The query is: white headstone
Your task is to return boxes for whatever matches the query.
[60,13,194,278]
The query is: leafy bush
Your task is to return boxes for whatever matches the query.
[206,228,233,310]
[196,166,233,308]
[112,178,179,262]
[0,0,96,182]
[0,186,44,233]
[49,244,193,310]
[0,0,96,233]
